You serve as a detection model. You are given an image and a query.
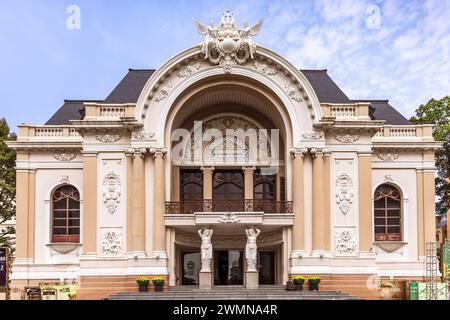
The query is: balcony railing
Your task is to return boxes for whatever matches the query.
[165,200,293,214]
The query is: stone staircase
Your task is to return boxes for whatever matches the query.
[106,285,361,300]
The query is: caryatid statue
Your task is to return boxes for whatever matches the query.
[198,226,213,272]
[245,226,261,272]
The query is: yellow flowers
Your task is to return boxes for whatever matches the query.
[292,276,306,285]
[307,276,321,284]
[136,277,150,285]
[152,277,165,286]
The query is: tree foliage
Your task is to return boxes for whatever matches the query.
[0,118,16,250]
[410,96,450,213]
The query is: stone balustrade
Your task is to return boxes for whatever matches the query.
[18,125,82,139]
[84,103,135,120]
[321,102,370,119]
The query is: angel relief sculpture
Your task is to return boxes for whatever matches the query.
[193,10,263,73]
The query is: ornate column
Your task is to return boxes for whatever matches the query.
[311,148,325,254]
[358,152,373,253]
[323,150,331,252]
[243,166,256,211]
[15,152,30,261]
[125,151,133,252]
[290,148,307,254]
[131,148,146,254]
[201,166,214,211]
[152,148,167,253]
[82,152,98,255]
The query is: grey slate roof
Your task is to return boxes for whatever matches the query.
[45,68,410,125]
[352,100,411,125]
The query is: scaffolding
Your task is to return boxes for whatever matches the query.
[424,241,450,300]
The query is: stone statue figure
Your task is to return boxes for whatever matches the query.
[198,227,213,272]
[245,227,261,272]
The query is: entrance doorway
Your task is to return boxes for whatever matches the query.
[214,250,244,285]
[258,251,275,285]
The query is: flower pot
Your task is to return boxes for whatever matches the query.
[138,284,148,292]
[294,284,304,291]
[309,283,319,291]
[154,285,164,292]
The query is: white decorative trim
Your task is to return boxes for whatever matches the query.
[53,153,76,161]
[60,175,70,184]
[335,172,354,215]
[102,172,121,214]
[335,135,360,143]
[217,212,241,223]
[100,230,123,257]
[284,81,302,102]
[376,153,400,161]
[177,62,201,77]
[154,80,173,102]
[374,241,407,254]
[95,135,121,143]
[384,174,394,182]
[335,229,357,256]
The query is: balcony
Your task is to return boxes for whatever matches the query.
[165,200,293,214]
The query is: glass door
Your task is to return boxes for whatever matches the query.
[214,250,243,285]
[212,170,244,211]
[258,251,275,285]
[181,252,201,285]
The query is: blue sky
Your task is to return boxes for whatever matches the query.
[0,0,449,133]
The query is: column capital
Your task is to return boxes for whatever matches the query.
[310,148,324,158]
[129,147,147,158]
[290,148,308,158]
[149,147,167,159]
[242,166,256,174]
[200,166,215,174]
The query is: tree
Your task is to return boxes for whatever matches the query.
[410,96,450,214]
[0,118,16,251]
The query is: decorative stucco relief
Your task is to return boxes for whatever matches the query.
[194,10,262,73]
[284,81,303,102]
[60,175,70,184]
[335,229,357,256]
[100,230,123,256]
[103,172,121,215]
[335,135,359,143]
[96,135,121,143]
[177,62,201,77]
[155,80,173,102]
[132,131,155,140]
[335,172,354,215]
[252,61,277,76]
[302,131,324,140]
[217,212,240,223]
[376,153,399,161]
[53,153,76,161]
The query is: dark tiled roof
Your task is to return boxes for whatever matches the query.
[104,69,155,104]
[45,100,101,125]
[352,100,411,125]
[44,68,409,125]
[301,69,351,103]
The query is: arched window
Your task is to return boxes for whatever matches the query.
[51,185,80,243]
[374,184,402,241]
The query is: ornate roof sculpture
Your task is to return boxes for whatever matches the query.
[193,10,263,73]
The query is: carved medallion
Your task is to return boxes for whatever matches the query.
[335,229,357,256]
[217,212,240,223]
[53,153,76,161]
[155,80,173,102]
[103,172,121,214]
[96,135,121,143]
[376,153,399,161]
[100,231,123,256]
[177,62,201,77]
[335,172,354,215]
[252,61,277,76]
[194,10,263,73]
[335,135,359,143]
[284,81,302,102]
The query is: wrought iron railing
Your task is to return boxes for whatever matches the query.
[165,200,293,214]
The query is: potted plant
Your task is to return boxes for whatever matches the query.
[307,276,321,291]
[152,277,165,292]
[292,276,306,291]
[136,277,150,292]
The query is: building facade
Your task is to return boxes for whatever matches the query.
[8,12,441,299]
